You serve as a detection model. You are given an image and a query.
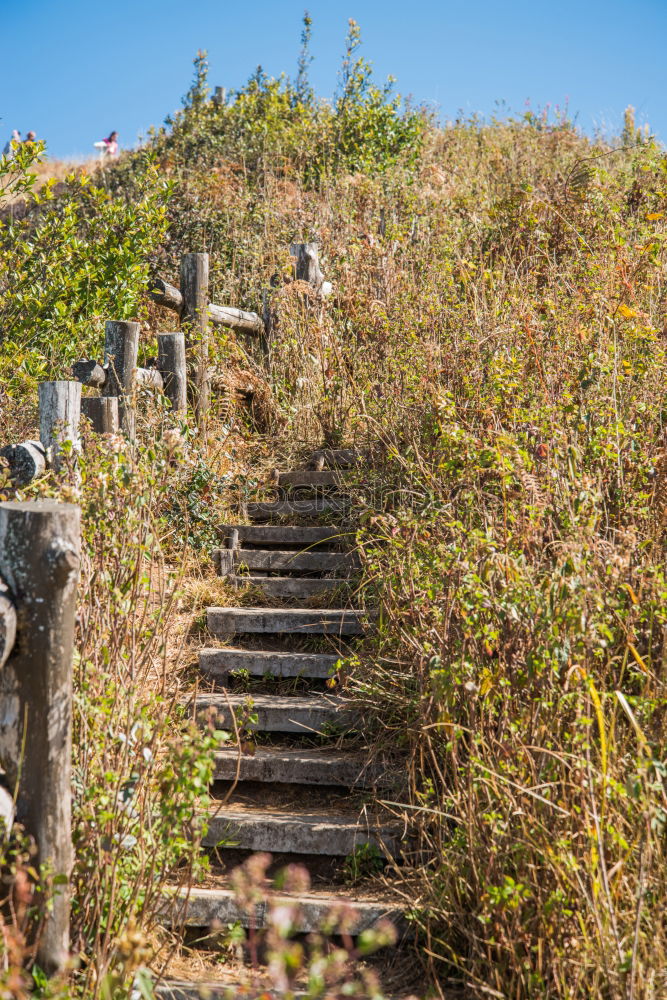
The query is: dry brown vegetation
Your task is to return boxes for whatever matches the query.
[145,110,667,997]
[1,35,667,998]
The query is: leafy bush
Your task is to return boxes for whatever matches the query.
[0,149,169,399]
[151,18,424,186]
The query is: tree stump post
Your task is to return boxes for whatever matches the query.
[290,241,324,289]
[157,332,187,413]
[102,320,140,438]
[180,253,210,425]
[38,381,81,472]
[81,396,119,434]
[0,500,80,974]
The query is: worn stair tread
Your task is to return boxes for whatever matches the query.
[219,524,349,546]
[278,470,341,488]
[229,575,343,598]
[166,885,404,933]
[156,984,253,1000]
[207,606,373,635]
[195,692,356,734]
[213,746,378,786]
[156,984,227,1000]
[230,548,355,572]
[310,448,367,468]
[157,985,307,1000]
[247,499,347,521]
[199,647,340,680]
[204,805,399,855]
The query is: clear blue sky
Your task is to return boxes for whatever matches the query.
[1,0,665,160]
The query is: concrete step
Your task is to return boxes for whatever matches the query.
[231,548,355,573]
[196,693,355,734]
[156,985,224,1000]
[168,885,404,934]
[310,448,367,468]
[218,524,349,547]
[207,606,373,636]
[199,647,340,682]
[213,746,376,786]
[228,575,343,599]
[247,499,346,521]
[278,470,340,488]
[204,806,399,856]
[157,985,306,1000]
[156,985,243,1000]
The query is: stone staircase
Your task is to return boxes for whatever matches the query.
[163,449,404,996]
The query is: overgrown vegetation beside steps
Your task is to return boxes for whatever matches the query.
[1,11,667,998]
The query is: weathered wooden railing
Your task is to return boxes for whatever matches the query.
[68,252,259,429]
[148,253,264,422]
[72,319,186,437]
[149,277,264,335]
[1,381,81,486]
[0,499,80,974]
[1,245,329,484]
[147,245,329,417]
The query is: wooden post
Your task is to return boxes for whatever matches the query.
[0,583,17,670]
[38,381,81,472]
[0,787,14,837]
[261,289,273,358]
[290,242,324,289]
[81,397,119,434]
[0,441,47,486]
[180,253,210,424]
[102,320,140,438]
[157,333,187,413]
[0,584,17,836]
[0,500,80,974]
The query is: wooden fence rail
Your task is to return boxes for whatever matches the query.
[149,277,264,336]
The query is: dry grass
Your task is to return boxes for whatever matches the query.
[4,82,666,997]
[145,111,667,998]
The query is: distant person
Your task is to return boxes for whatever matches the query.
[23,131,36,143]
[94,131,119,159]
[2,130,21,157]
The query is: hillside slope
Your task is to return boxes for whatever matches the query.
[1,29,666,1000]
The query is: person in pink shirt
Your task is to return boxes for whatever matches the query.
[94,131,119,159]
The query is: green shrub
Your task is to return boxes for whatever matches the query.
[0,152,169,398]
[152,18,424,186]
